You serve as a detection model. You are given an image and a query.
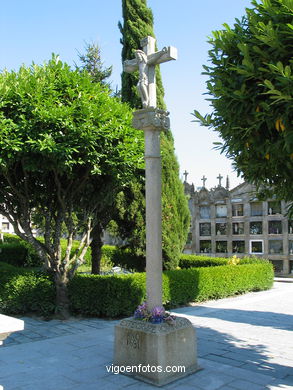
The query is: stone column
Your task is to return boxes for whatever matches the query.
[132,107,170,310]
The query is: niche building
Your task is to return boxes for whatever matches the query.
[184,177,293,275]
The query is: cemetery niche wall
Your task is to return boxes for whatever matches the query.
[184,181,293,275]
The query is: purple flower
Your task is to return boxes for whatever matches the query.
[151,306,165,318]
[134,302,150,319]
[133,302,176,325]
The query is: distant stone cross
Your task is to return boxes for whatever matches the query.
[183,170,189,182]
[217,174,223,187]
[123,36,177,108]
[201,175,207,187]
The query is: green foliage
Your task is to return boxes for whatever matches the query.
[164,263,273,306]
[161,136,191,269]
[69,273,146,317]
[118,0,190,268]
[87,246,269,273]
[179,254,268,268]
[76,42,112,85]
[179,254,229,268]
[193,0,293,209]
[0,234,92,268]
[0,263,55,317]
[0,259,273,318]
[69,262,273,317]
[0,55,144,314]
[101,245,146,271]
[119,0,165,109]
[0,243,37,267]
[0,234,41,267]
[108,179,146,256]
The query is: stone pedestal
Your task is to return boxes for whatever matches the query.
[0,314,24,346]
[114,316,199,386]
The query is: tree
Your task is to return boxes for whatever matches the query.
[193,0,293,212]
[76,42,112,86]
[118,0,190,269]
[76,42,116,274]
[0,56,143,316]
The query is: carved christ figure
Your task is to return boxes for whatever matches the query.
[135,50,149,108]
[134,47,168,108]
[123,37,176,108]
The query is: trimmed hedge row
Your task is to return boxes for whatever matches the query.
[69,262,273,317]
[179,254,267,268]
[0,262,55,317]
[0,234,42,267]
[0,259,274,318]
[179,254,228,268]
[100,249,268,271]
[69,273,146,317]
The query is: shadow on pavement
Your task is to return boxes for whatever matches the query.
[190,306,293,331]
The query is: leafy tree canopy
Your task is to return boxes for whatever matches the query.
[193,0,293,210]
[0,55,144,315]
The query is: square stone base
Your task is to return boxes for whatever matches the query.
[114,316,199,386]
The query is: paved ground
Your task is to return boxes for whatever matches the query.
[0,281,292,390]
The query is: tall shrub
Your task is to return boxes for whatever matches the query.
[118,0,190,269]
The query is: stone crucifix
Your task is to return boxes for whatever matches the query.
[183,170,189,182]
[217,174,223,187]
[124,37,177,311]
[201,175,207,188]
[115,38,198,386]
[124,36,177,108]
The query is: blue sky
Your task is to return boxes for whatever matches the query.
[0,0,253,189]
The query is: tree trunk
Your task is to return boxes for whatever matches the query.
[55,271,70,319]
[91,224,103,274]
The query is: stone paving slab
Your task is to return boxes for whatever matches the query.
[0,282,292,389]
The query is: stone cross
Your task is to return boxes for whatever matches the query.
[183,170,189,182]
[124,36,177,108]
[115,38,198,387]
[125,37,177,311]
[217,174,223,187]
[201,175,207,187]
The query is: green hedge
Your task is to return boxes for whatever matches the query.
[179,254,267,268]
[68,273,146,317]
[99,248,269,272]
[179,254,228,268]
[0,259,274,318]
[0,234,42,267]
[163,263,273,306]
[0,263,55,317]
[69,262,273,317]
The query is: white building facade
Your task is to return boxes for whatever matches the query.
[184,181,293,275]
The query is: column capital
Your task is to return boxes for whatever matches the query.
[132,108,170,131]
